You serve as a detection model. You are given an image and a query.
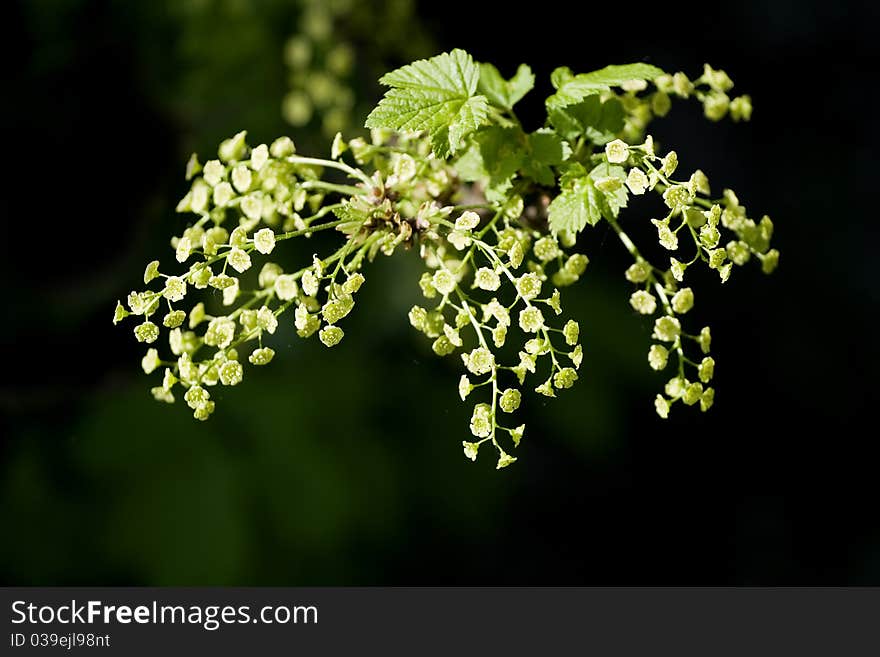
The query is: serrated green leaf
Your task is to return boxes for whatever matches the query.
[548,96,625,144]
[523,129,571,186]
[478,63,535,110]
[365,49,489,156]
[548,179,603,234]
[546,62,665,108]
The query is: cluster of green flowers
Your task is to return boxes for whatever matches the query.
[599,133,778,418]
[602,63,753,144]
[408,208,588,468]
[282,0,430,136]
[114,128,455,420]
[115,50,779,469]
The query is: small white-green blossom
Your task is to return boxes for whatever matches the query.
[516,272,542,300]
[141,348,161,374]
[652,316,681,342]
[626,168,648,195]
[257,306,278,334]
[227,248,252,273]
[562,320,579,345]
[630,290,657,315]
[253,228,276,255]
[455,210,480,231]
[432,269,456,295]
[134,321,160,344]
[464,347,494,376]
[698,356,715,383]
[274,274,299,301]
[319,325,344,347]
[301,270,319,297]
[219,360,244,386]
[554,367,578,389]
[474,267,501,291]
[499,389,521,413]
[458,375,473,401]
[518,306,545,333]
[671,287,694,314]
[249,347,275,365]
[605,139,630,164]
[648,344,669,370]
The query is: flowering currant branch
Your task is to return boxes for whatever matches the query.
[113,50,778,470]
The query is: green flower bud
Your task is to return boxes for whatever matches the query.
[508,240,525,269]
[698,357,715,383]
[761,249,779,274]
[219,130,247,162]
[496,452,517,469]
[463,441,479,462]
[342,273,365,294]
[700,387,715,412]
[143,260,161,284]
[113,301,129,325]
[270,136,295,158]
[729,95,752,122]
[213,181,234,207]
[661,150,679,176]
[563,320,580,346]
[654,394,670,419]
[703,92,730,121]
[458,375,473,401]
[570,344,583,369]
[682,381,703,406]
[141,348,160,374]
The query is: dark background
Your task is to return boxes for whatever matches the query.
[1,0,877,584]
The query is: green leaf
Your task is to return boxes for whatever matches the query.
[454,126,526,200]
[548,161,631,234]
[478,63,535,110]
[548,179,603,234]
[523,129,571,186]
[588,163,629,219]
[548,96,625,144]
[546,62,665,108]
[365,49,489,156]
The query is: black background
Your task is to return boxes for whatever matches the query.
[1,0,878,584]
